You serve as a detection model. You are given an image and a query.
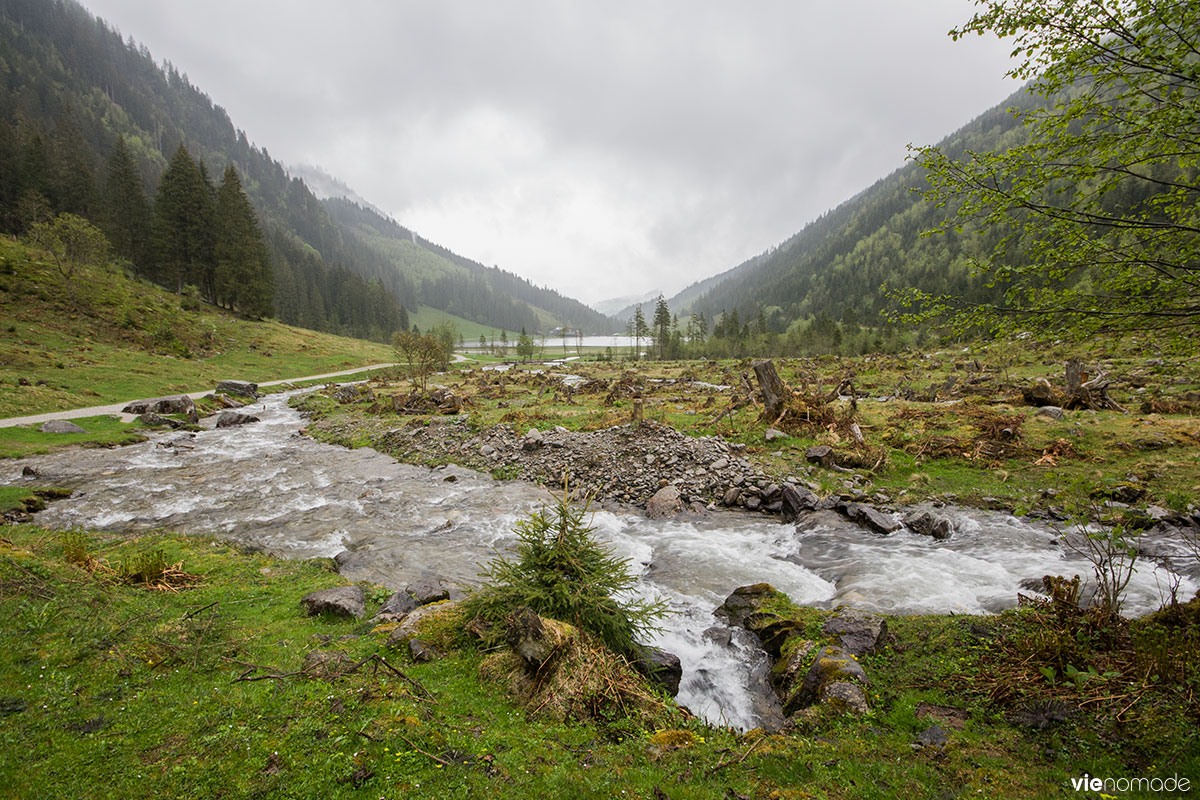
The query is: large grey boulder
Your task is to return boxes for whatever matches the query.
[805,445,835,467]
[407,574,449,606]
[632,646,682,697]
[216,411,261,428]
[123,395,197,418]
[40,419,87,434]
[216,380,258,399]
[839,503,902,534]
[821,608,888,657]
[1035,405,1065,421]
[781,485,819,521]
[376,590,419,621]
[645,485,683,519]
[300,586,365,619]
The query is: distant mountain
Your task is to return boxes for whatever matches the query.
[289,164,391,219]
[323,198,614,334]
[594,291,660,318]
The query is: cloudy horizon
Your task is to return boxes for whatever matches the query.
[78,1,1019,307]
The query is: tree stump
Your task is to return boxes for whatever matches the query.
[753,360,789,421]
[1063,358,1125,411]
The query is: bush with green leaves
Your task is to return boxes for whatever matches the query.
[464,493,665,656]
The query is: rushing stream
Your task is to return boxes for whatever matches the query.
[8,389,1195,730]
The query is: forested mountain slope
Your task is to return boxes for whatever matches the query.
[0,0,607,340]
[324,199,613,334]
[672,88,1043,332]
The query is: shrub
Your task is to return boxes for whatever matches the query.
[463,492,665,656]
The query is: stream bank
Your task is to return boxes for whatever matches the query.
[8,388,1196,731]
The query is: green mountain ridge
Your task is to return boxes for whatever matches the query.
[322,198,614,334]
[657,87,1042,333]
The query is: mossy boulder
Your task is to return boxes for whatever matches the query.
[784,645,869,716]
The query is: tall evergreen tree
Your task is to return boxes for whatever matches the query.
[652,294,671,359]
[48,116,97,218]
[214,164,272,317]
[632,305,648,360]
[151,143,214,294]
[101,136,151,274]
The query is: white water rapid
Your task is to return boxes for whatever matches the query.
[8,389,1194,730]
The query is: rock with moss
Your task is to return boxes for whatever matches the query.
[714,583,781,628]
[385,601,457,649]
[821,608,888,657]
[785,645,869,716]
[770,638,818,693]
[818,681,869,714]
[505,606,576,669]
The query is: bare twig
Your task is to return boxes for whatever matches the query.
[708,736,765,774]
[396,733,452,767]
[182,601,218,621]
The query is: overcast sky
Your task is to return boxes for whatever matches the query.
[80,1,1018,307]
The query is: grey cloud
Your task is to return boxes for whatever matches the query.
[82,0,1017,304]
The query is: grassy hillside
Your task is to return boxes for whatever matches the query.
[0,236,394,418]
[408,306,512,343]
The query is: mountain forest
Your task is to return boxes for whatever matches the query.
[0,0,611,343]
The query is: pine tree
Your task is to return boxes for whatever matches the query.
[151,144,215,294]
[652,294,670,360]
[214,165,272,317]
[48,116,97,218]
[101,136,151,274]
[632,306,648,360]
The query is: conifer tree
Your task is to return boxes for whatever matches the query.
[214,165,272,317]
[101,136,151,275]
[48,116,97,218]
[652,294,670,359]
[151,144,215,295]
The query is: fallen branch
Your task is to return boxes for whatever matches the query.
[182,601,219,621]
[345,653,436,702]
[397,733,452,768]
[229,652,435,702]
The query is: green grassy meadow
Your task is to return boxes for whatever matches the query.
[2,523,1194,799]
[0,235,394,419]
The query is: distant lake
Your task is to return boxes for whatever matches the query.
[463,334,641,351]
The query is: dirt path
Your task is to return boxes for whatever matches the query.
[0,362,403,429]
